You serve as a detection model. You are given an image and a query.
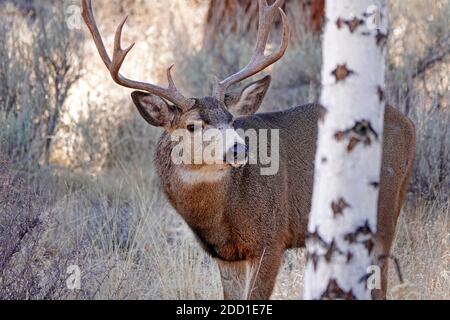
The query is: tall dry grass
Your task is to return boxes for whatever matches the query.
[0,0,449,300]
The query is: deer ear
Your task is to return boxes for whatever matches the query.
[131,91,178,128]
[224,75,271,116]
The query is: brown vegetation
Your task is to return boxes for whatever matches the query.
[0,0,448,300]
[204,0,324,46]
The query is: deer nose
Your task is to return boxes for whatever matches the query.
[225,142,248,167]
[233,143,248,160]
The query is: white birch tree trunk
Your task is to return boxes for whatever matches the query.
[304,0,389,300]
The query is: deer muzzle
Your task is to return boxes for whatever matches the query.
[223,129,248,168]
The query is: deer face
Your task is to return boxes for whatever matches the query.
[82,0,287,174]
[131,76,271,172]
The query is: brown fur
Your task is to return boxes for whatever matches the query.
[154,102,416,300]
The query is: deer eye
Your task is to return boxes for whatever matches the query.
[187,124,196,132]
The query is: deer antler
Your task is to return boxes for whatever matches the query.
[81,0,194,110]
[212,0,290,102]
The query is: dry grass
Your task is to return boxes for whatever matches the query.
[388,200,449,300]
[0,0,449,300]
[272,199,450,300]
[3,166,444,300]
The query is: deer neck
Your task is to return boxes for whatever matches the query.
[155,133,231,230]
[176,171,229,226]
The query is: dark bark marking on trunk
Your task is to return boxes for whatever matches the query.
[369,181,380,189]
[331,197,350,217]
[334,131,346,142]
[347,137,360,152]
[352,120,379,143]
[357,220,374,235]
[347,17,365,33]
[318,104,328,123]
[344,221,373,242]
[375,30,388,48]
[377,86,385,102]
[344,221,375,248]
[346,252,353,263]
[363,239,375,254]
[331,64,354,82]
[307,251,320,272]
[334,120,379,152]
[336,17,364,33]
[336,17,345,29]
[324,239,344,263]
[306,228,328,248]
[359,272,371,285]
[344,233,356,244]
[321,279,356,300]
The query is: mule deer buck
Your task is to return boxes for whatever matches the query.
[82,0,416,299]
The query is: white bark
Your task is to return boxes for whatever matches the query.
[304,0,388,300]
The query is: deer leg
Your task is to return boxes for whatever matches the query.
[246,250,283,300]
[372,171,408,299]
[217,260,249,300]
[371,235,392,300]
[217,249,283,300]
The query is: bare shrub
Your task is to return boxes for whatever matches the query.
[0,159,46,299]
[194,4,323,112]
[0,159,81,300]
[176,23,322,113]
[387,0,450,200]
[409,104,449,200]
[72,105,161,171]
[0,1,82,168]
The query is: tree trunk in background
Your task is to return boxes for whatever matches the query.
[204,0,325,47]
[304,0,388,299]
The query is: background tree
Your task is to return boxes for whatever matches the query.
[179,0,324,114]
[204,0,325,47]
[304,0,388,299]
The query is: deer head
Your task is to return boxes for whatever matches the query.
[81,0,290,171]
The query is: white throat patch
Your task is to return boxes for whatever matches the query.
[176,168,229,185]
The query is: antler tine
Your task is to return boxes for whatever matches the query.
[166,65,178,92]
[110,16,136,82]
[213,0,290,102]
[81,0,194,110]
